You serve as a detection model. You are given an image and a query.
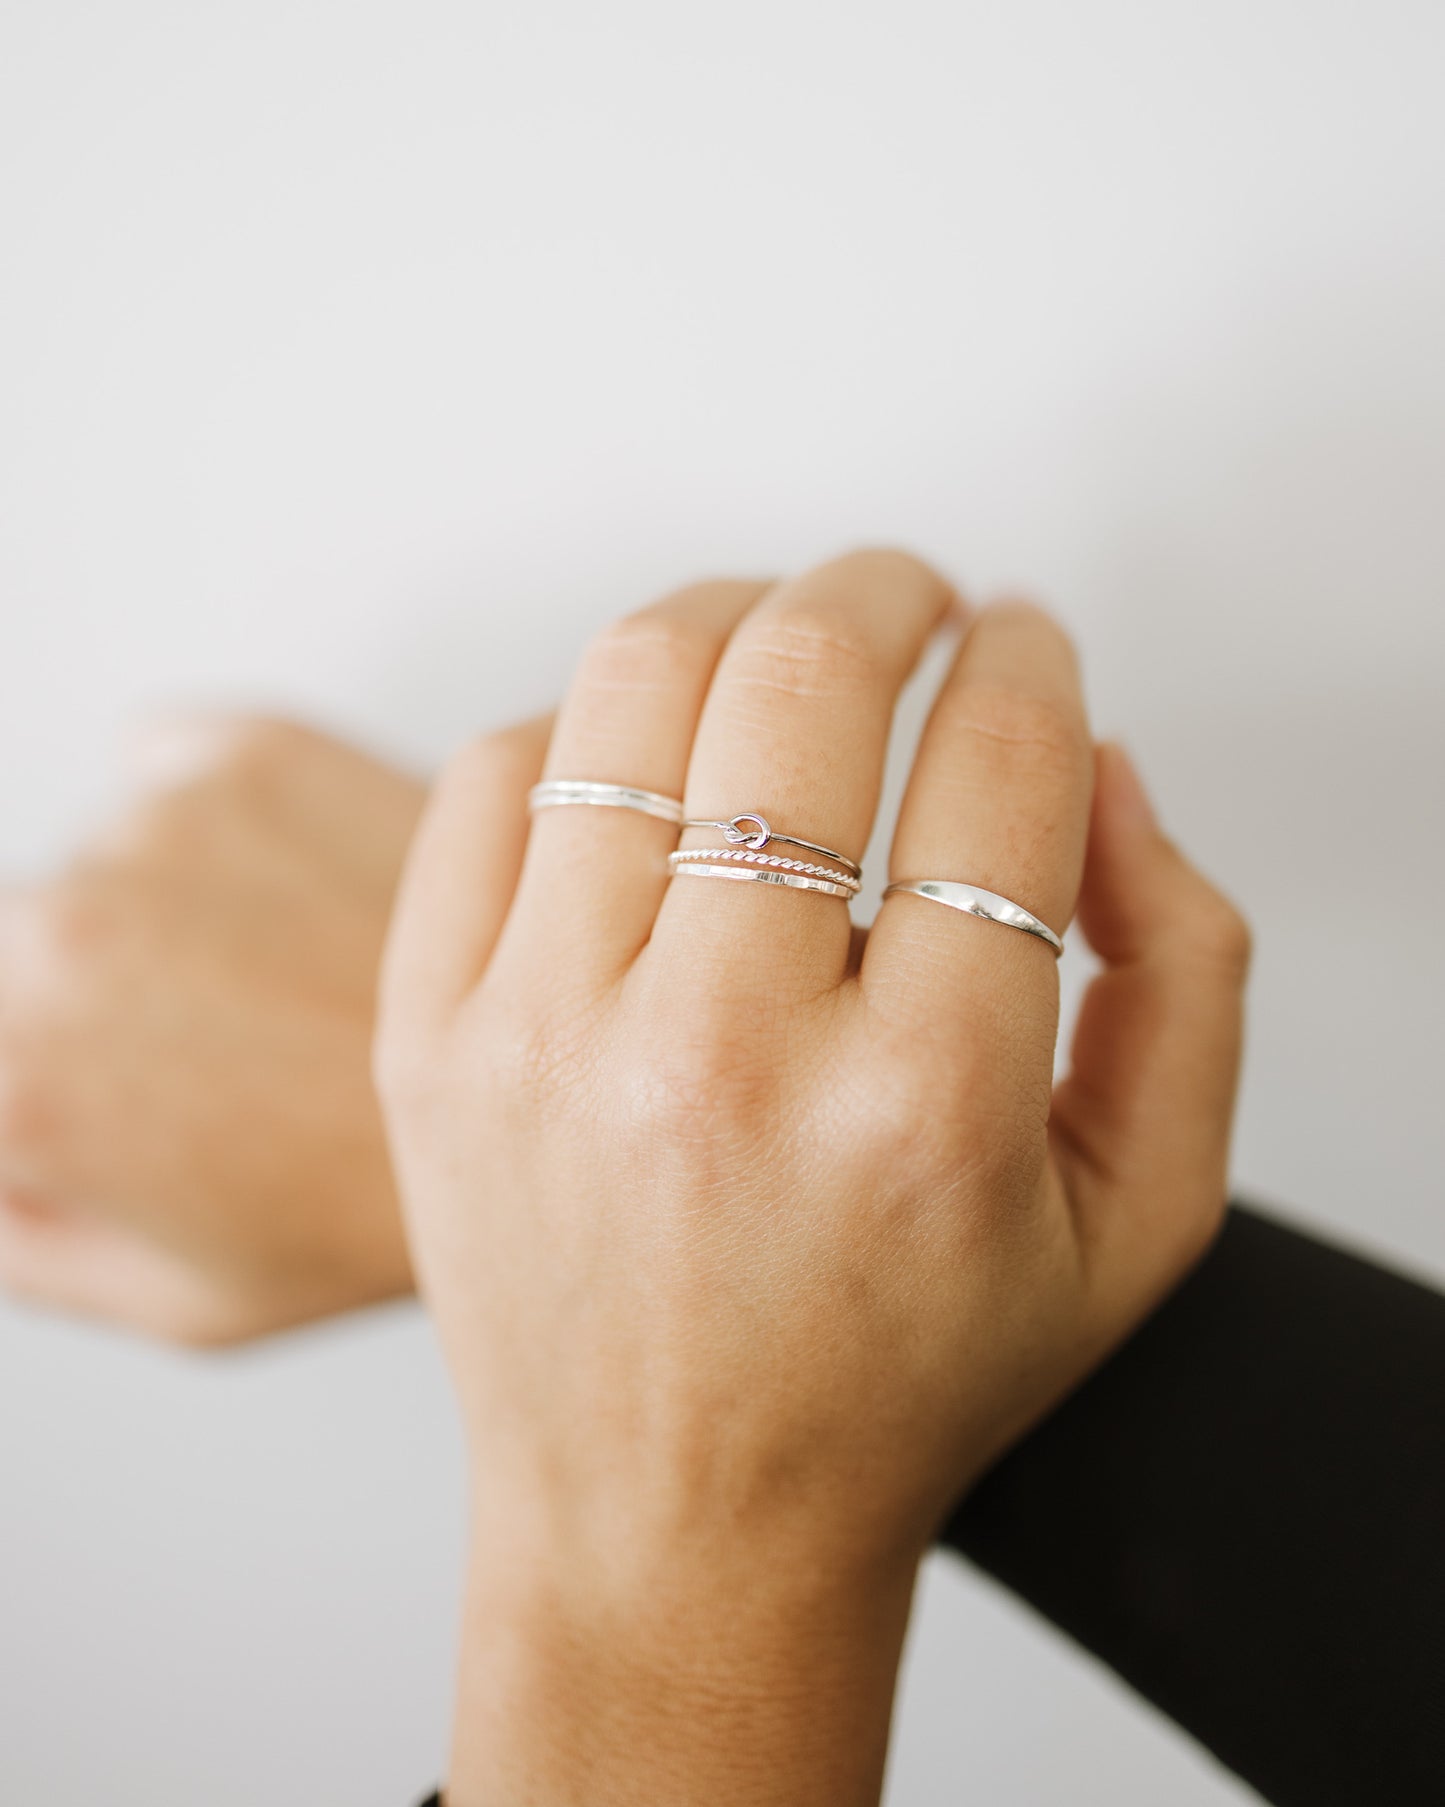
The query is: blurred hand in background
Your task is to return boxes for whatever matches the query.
[0,716,467,1343]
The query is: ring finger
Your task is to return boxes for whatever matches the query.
[863,601,1094,1044]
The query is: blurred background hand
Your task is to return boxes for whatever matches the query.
[0,716,455,1343]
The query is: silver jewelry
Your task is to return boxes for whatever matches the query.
[528,780,684,825]
[681,813,861,881]
[670,861,855,900]
[883,879,1064,955]
[669,846,861,895]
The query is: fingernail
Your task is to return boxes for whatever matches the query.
[1107,743,1159,832]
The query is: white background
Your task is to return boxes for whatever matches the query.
[2,3,1442,1802]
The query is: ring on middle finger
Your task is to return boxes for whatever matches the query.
[680,812,863,883]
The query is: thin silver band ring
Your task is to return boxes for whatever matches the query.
[681,812,861,881]
[671,861,855,901]
[529,780,684,825]
[883,880,1064,955]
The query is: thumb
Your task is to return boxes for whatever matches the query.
[1051,742,1252,1286]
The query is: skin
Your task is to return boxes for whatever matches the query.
[374,552,1252,1806]
[0,715,450,1343]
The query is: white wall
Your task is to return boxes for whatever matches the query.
[2,4,1441,1801]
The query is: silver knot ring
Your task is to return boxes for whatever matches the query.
[681,812,862,882]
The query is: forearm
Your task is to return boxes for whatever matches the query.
[945,1204,1445,1807]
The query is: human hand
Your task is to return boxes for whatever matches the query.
[376,556,1251,1806]
[0,714,542,1345]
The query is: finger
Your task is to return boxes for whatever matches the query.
[501,581,772,987]
[377,714,552,1040]
[0,1188,247,1346]
[1049,743,1251,1298]
[654,550,958,992]
[864,601,1093,1038]
[0,1187,130,1322]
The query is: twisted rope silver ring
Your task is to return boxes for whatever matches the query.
[669,846,861,895]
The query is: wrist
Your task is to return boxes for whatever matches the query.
[446,1519,919,1807]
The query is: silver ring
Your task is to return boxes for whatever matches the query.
[883,880,1064,955]
[681,812,861,881]
[529,780,684,825]
[670,861,855,900]
[669,847,861,895]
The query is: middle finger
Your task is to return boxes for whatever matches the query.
[651,549,957,992]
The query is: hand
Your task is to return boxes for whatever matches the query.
[0,714,543,1345]
[376,555,1251,1806]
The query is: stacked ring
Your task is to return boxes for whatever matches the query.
[529,786,864,903]
[681,813,862,881]
[669,846,861,895]
[668,810,861,901]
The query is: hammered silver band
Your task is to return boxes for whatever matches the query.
[671,861,855,900]
[883,880,1064,955]
[529,780,684,825]
[681,812,862,881]
[669,846,861,895]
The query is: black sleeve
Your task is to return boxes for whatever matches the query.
[944,1203,1445,1807]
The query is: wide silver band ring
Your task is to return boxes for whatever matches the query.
[670,861,855,900]
[529,780,684,825]
[883,880,1064,955]
[681,812,862,881]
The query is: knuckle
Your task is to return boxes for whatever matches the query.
[950,685,1088,777]
[473,987,603,1117]
[119,715,312,848]
[989,596,1078,652]
[144,713,308,793]
[731,610,876,703]
[444,720,545,795]
[854,1087,944,1175]
[210,715,311,777]
[19,880,116,979]
[1185,886,1254,979]
[486,718,548,772]
[0,1059,59,1166]
[628,1040,769,1141]
[440,730,516,795]
[114,786,210,857]
[174,717,317,819]
[611,991,781,1149]
[825,544,951,594]
[579,608,717,696]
